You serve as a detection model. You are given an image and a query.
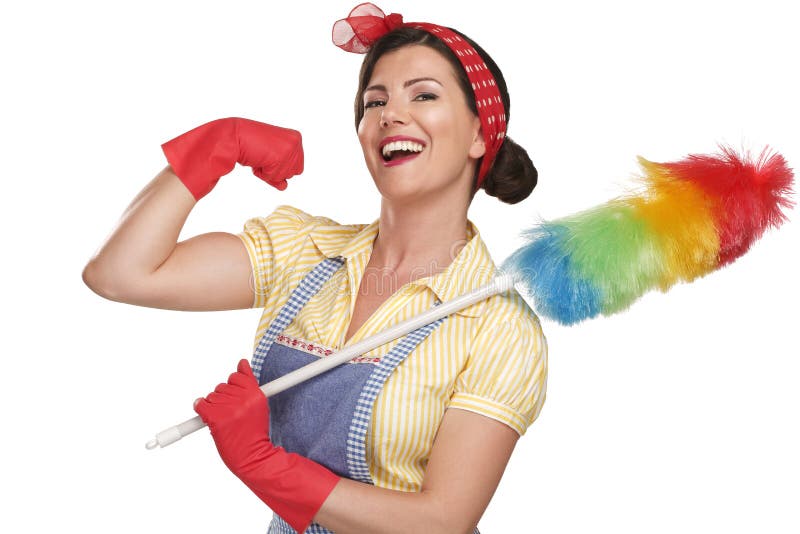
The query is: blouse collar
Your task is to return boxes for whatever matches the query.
[309,217,496,318]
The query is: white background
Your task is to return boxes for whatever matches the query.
[2,1,798,532]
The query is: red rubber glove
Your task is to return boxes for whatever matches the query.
[194,359,339,533]
[161,117,304,201]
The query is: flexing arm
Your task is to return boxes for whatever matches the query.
[81,166,255,311]
[81,117,304,311]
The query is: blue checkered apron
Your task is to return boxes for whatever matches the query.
[251,257,480,534]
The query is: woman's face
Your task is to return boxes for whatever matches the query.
[357,45,485,203]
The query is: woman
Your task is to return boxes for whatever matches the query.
[83,4,547,533]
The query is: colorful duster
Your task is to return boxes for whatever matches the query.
[502,146,794,325]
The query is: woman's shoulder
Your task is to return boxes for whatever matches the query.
[478,286,543,335]
[242,204,370,238]
[253,204,340,227]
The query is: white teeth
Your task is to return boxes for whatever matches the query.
[381,140,425,158]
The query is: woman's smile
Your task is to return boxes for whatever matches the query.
[380,135,427,166]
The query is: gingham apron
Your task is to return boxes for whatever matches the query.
[251,257,479,534]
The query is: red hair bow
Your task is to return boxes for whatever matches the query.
[332,3,404,54]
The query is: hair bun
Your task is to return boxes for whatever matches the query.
[480,136,538,204]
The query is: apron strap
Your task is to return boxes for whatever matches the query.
[251,256,345,383]
[346,300,446,483]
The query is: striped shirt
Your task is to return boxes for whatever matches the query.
[236,204,547,492]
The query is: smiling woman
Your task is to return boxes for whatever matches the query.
[354,25,539,204]
[82,3,547,534]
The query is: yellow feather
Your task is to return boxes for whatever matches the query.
[633,158,720,289]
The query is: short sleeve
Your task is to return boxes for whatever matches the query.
[235,204,316,309]
[448,309,548,436]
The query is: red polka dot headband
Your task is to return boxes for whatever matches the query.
[332,2,507,191]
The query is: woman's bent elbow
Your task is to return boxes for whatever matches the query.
[82,260,127,302]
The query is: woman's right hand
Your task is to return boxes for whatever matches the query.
[194,358,340,534]
[161,117,304,201]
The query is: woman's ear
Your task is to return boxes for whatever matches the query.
[469,118,486,159]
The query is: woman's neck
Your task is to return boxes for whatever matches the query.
[370,196,470,279]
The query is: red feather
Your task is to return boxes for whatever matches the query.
[655,146,794,265]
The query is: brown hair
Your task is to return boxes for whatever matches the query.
[354,26,538,204]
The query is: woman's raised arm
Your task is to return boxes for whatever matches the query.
[81,165,256,311]
[82,117,305,311]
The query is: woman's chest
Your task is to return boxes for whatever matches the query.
[280,272,471,374]
[286,264,421,350]
[343,286,389,346]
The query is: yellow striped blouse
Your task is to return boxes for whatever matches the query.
[236,204,547,492]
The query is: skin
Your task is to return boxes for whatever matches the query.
[82,41,520,534]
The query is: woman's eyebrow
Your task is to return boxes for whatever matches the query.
[364,77,444,93]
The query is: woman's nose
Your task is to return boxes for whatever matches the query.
[380,100,408,127]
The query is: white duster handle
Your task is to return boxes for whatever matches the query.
[146,272,516,449]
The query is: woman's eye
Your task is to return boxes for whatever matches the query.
[414,93,437,101]
[364,100,386,109]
